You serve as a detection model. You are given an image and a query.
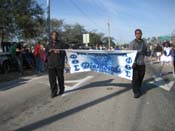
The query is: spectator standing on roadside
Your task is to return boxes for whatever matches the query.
[171,44,175,77]
[10,43,24,75]
[34,42,42,74]
[149,43,155,64]
[154,43,163,62]
[159,41,173,76]
[39,44,46,72]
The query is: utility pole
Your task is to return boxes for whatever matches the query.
[107,18,111,50]
[47,0,50,43]
[0,26,3,52]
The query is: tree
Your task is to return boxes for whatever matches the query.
[102,37,116,48]
[89,30,104,47]
[50,19,64,34]
[171,29,175,44]
[62,23,86,44]
[151,37,158,45]
[0,0,44,42]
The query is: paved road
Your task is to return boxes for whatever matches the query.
[0,62,175,131]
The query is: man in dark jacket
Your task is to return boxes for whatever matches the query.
[129,29,148,98]
[45,31,66,98]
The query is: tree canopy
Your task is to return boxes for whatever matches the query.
[0,0,116,48]
[0,0,44,42]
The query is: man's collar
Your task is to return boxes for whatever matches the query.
[135,38,143,43]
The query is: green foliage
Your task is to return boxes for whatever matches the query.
[0,1,115,48]
[102,37,116,48]
[62,23,86,44]
[0,0,44,41]
[50,19,63,33]
[89,31,104,47]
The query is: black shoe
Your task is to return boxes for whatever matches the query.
[59,91,64,95]
[51,93,58,98]
[134,93,140,98]
[51,94,58,98]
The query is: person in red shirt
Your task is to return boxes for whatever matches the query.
[34,42,42,73]
[39,44,46,72]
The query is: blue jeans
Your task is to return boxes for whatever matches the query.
[35,57,44,73]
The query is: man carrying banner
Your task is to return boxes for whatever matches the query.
[46,31,66,98]
[129,29,148,98]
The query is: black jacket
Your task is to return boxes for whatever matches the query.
[45,40,66,68]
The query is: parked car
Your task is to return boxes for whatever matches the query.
[0,52,17,74]
[0,42,35,74]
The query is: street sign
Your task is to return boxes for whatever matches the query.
[158,36,171,41]
[83,34,90,46]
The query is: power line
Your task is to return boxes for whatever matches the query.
[69,0,105,32]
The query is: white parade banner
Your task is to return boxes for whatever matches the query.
[66,50,137,80]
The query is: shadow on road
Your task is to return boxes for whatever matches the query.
[14,87,131,131]
[0,78,30,91]
[2,72,171,130]
[142,78,157,93]
[0,73,47,91]
[14,77,160,131]
[64,77,159,95]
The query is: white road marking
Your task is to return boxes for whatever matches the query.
[63,76,94,96]
[65,80,84,83]
[27,75,47,83]
[150,75,174,91]
[159,81,174,91]
[36,76,94,96]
